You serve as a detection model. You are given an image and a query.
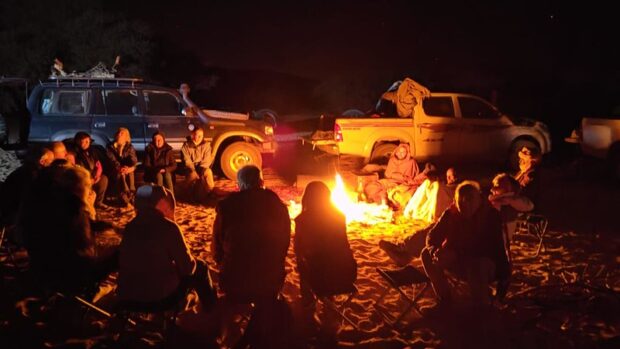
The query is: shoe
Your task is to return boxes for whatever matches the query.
[379,240,412,267]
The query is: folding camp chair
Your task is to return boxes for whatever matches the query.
[374,265,430,327]
[315,283,359,330]
[516,213,549,257]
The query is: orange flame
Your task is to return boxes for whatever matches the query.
[288,174,393,226]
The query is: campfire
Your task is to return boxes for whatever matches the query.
[289,174,393,225]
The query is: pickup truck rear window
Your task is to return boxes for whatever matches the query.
[423,97,454,117]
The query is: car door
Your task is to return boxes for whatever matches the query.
[456,96,509,161]
[30,87,93,143]
[415,95,460,160]
[92,88,146,151]
[142,89,194,151]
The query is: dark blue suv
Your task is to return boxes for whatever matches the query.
[27,77,276,179]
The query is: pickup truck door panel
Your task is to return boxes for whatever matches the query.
[416,97,460,159]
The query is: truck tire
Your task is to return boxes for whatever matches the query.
[220,142,262,180]
[370,143,397,165]
[509,139,540,171]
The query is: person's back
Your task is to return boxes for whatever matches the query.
[119,209,194,302]
[295,200,356,296]
[215,187,290,301]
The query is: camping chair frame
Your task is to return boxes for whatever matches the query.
[374,266,430,327]
[317,287,359,330]
[516,213,549,257]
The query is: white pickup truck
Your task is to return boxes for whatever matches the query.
[565,116,620,178]
[323,91,551,168]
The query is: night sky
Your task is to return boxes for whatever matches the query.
[112,1,618,132]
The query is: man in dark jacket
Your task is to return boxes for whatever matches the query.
[420,181,510,310]
[211,165,290,303]
[143,131,177,194]
[74,132,108,208]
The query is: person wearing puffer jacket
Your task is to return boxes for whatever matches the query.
[144,131,177,194]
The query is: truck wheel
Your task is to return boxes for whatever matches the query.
[509,139,540,171]
[370,143,397,165]
[220,142,262,180]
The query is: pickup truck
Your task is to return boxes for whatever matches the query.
[322,91,551,168]
[565,116,620,179]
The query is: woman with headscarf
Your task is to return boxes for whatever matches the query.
[294,181,357,305]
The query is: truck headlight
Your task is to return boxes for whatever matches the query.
[264,125,274,136]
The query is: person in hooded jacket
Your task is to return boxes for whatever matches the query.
[105,127,137,205]
[143,131,177,194]
[364,143,428,208]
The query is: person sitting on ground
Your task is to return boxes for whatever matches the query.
[489,173,534,251]
[0,147,54,234]
[364,143,428,208]
[444,167,459,197]
[403,168,453,224]
[51,141,68,160]
[17,164,118,295]
[180,127,215,201]
[295,181,357,306]
[420,181,510,311]
[211,165,291,347]
[74,131,109,208]
[143,131,177,194]
[118,184,216,310]
[105,127,137,206]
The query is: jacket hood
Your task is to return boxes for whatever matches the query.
[390,143,411,161]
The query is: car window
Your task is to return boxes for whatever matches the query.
[39,89,90,116]
[459,97,500,119]
[423,97,455,117]
[144,90,181,116]
[103,89,140,115]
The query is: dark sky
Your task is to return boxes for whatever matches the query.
[120,0,617,86]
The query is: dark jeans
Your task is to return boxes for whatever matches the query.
[93,174,108,206]
[420,247,495,304]
[154,172,175,194]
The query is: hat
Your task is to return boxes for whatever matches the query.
[135,184,174,212]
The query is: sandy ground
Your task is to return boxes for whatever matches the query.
[1,144,619,348]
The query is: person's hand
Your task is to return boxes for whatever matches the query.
[188,171,199,181]
[160,168,166,173]
[94,160,103,177]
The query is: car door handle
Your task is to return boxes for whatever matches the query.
[94,122,106,128]
[147,123,159,129]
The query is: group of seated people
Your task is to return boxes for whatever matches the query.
[1,126,217,219]
[377,143,543,310]
[0,134,544,344]
[1,159,357,347]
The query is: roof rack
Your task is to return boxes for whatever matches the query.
[43,77,144,88]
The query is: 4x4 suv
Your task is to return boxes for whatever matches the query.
[27,77,276,179]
